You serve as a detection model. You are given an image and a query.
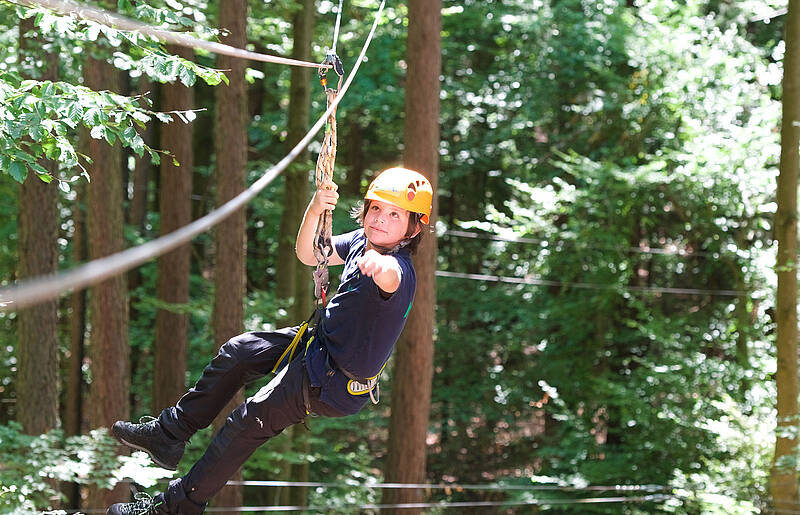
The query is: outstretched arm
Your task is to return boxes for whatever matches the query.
[357,249,402,294]
[296,181,345,267]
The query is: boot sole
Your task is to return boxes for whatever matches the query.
[112,429,179,471]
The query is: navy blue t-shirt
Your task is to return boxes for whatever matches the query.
[305,229,416,414]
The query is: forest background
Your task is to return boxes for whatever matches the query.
[0,0,794,513]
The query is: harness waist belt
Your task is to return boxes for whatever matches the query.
[325,351,370,384]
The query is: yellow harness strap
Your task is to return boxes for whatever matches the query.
[271,322,309,374]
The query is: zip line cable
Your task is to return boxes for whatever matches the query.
[199,495,672,512]
[14,0,332,70]
[435,270,750,297]
[226,479,671,493]
[0,0,387,311]
[444,229,723,258]
[237,246,752,297]
[68,494,672,513]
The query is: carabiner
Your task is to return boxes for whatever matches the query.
[319,51,345,90]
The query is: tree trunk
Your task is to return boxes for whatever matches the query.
[61,125,90,509]
[383,2,441,513]
[344,113,365,198]
[84,54,130,509]
[211,1,248,509]
[272,1,316,505]
[16,18,60,437]
[127,76,155,297]
[771,0,800,510]
[153,45,194,414]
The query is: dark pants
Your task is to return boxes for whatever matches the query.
[157,328,345,514]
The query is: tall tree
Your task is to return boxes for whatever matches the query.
[212,0,248,509]
[153,45,195,414]
[383,1,441,512]
[127,74,155,327]
[62,125,89,509]
[16,18,59,436]
[275,0,314,327]
[84,53,130,508]
[273,0,315,506]
[771,0,800,509]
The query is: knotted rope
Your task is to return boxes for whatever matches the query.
[311,56,344,306]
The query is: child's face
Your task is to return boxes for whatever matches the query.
[363,200,412,249]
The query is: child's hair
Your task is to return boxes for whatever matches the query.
[350,199,425,254]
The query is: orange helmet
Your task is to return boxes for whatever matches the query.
[365,167,433,224]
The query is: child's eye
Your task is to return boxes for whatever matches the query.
[390,212,400,219]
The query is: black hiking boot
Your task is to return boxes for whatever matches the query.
[107,492,169,515]
[112,417,185,471]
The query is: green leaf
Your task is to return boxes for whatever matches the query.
[90,125,104,140]
[42,139,60,159]
[31,162,53,183]
[122,126,137,142]
[179,66,196,87]
[28,124,47,143]
[8,161,27,183]
[148,149,161,166]
[41,82,55,100]
[104,129,116,146]
[131,134,145,156]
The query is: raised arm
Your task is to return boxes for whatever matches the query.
[295,181,345,267]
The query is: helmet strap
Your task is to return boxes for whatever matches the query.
[370,238,410,255]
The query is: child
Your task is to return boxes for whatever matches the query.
[107,167,433,515]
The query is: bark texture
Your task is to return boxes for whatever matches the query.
[211,1,248,508]
[84,55,130,509]
[153,45,194,414]
[16,17,60,437]
[771,0,800,510]
[383,1,442,512]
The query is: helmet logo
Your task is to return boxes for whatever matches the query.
[406,182,417,202]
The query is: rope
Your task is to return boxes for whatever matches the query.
[331,0,344,55]
[311,86,340,305]
[310,4,346,307]
[0,0,387,311]
[435,270,750,297]
[14,0,332,70]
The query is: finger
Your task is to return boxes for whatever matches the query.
[321,179,338,192]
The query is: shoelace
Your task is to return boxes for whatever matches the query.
[126,492,162,515]
[138,415,158,425]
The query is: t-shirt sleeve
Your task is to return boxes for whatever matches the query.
[332,230,358,261]
[376,252,415,300]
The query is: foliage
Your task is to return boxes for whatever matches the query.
[0,423,170,512]
[0,71,156,185]
[430,0,780,512]
[0,0,228,185]
[0,0,789,511]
